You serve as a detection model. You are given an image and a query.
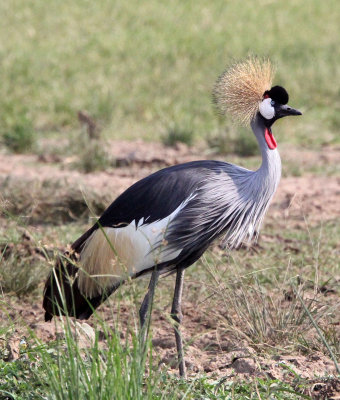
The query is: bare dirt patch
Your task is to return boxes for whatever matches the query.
[271,175,340,226]
[1,141,339,225]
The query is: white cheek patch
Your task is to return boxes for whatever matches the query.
[259,98,275,120]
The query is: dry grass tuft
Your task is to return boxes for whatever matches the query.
[0,178,109,224]
[201,251,339,358]
[213,56,275,126]
[0,231,48,296]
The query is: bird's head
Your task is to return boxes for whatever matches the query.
[213,56,302,149]
[259,85,301,127]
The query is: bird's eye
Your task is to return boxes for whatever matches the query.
[270,100,275,106]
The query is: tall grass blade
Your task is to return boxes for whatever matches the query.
[292,281,340,375]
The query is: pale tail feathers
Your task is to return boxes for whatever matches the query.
[78,228,130,298]
[77,216,184,298]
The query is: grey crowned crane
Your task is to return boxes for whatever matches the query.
[43,57,301,378]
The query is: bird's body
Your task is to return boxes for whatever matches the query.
[43,57,301,377]
[82,116,281,292]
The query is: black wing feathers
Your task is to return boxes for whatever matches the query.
[71,160,228,253]
[43,160,228,321]
[98,160,226,229]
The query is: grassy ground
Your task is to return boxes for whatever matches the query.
[1,0,340,149]
[0,0,339,398]
[0,146,339,398]
[1,220,338,399]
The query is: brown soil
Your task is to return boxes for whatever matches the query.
[1,295,339,379]
[1,293,340,400]
[0,140,339,394]
[1,141,339,225]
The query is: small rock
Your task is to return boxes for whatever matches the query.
[232,358,256,374]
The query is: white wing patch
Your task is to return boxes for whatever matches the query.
[259,98,275,120]
[77,200,190,297]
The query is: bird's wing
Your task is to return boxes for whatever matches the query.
[70,160,229,256]
[97,161,223,228]
[44,160,234,321]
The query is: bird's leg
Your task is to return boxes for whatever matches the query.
[139,268,160,345]
[171,266,187,379]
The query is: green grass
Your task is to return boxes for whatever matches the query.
[162,123,194,147]
[72,137,113,173]
[0,318,157,400]
[0,0,339,149]
[0,362,314,400]
[0,209,339,398]
[207,125,259,156]
[0,313,315,400]
[1,116,36,154]
[0,338,313,400]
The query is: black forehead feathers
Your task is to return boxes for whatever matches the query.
[264,85,289,104]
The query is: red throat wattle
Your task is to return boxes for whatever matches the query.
[264,127,277,150]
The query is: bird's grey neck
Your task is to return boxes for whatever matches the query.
[251,115,281,186]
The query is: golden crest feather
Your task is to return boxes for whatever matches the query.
[213,56,275,126]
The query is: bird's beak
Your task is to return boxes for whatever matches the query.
[276,104,302,118]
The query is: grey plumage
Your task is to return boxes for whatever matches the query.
[163,116,281,258]
[43,58,301,379]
